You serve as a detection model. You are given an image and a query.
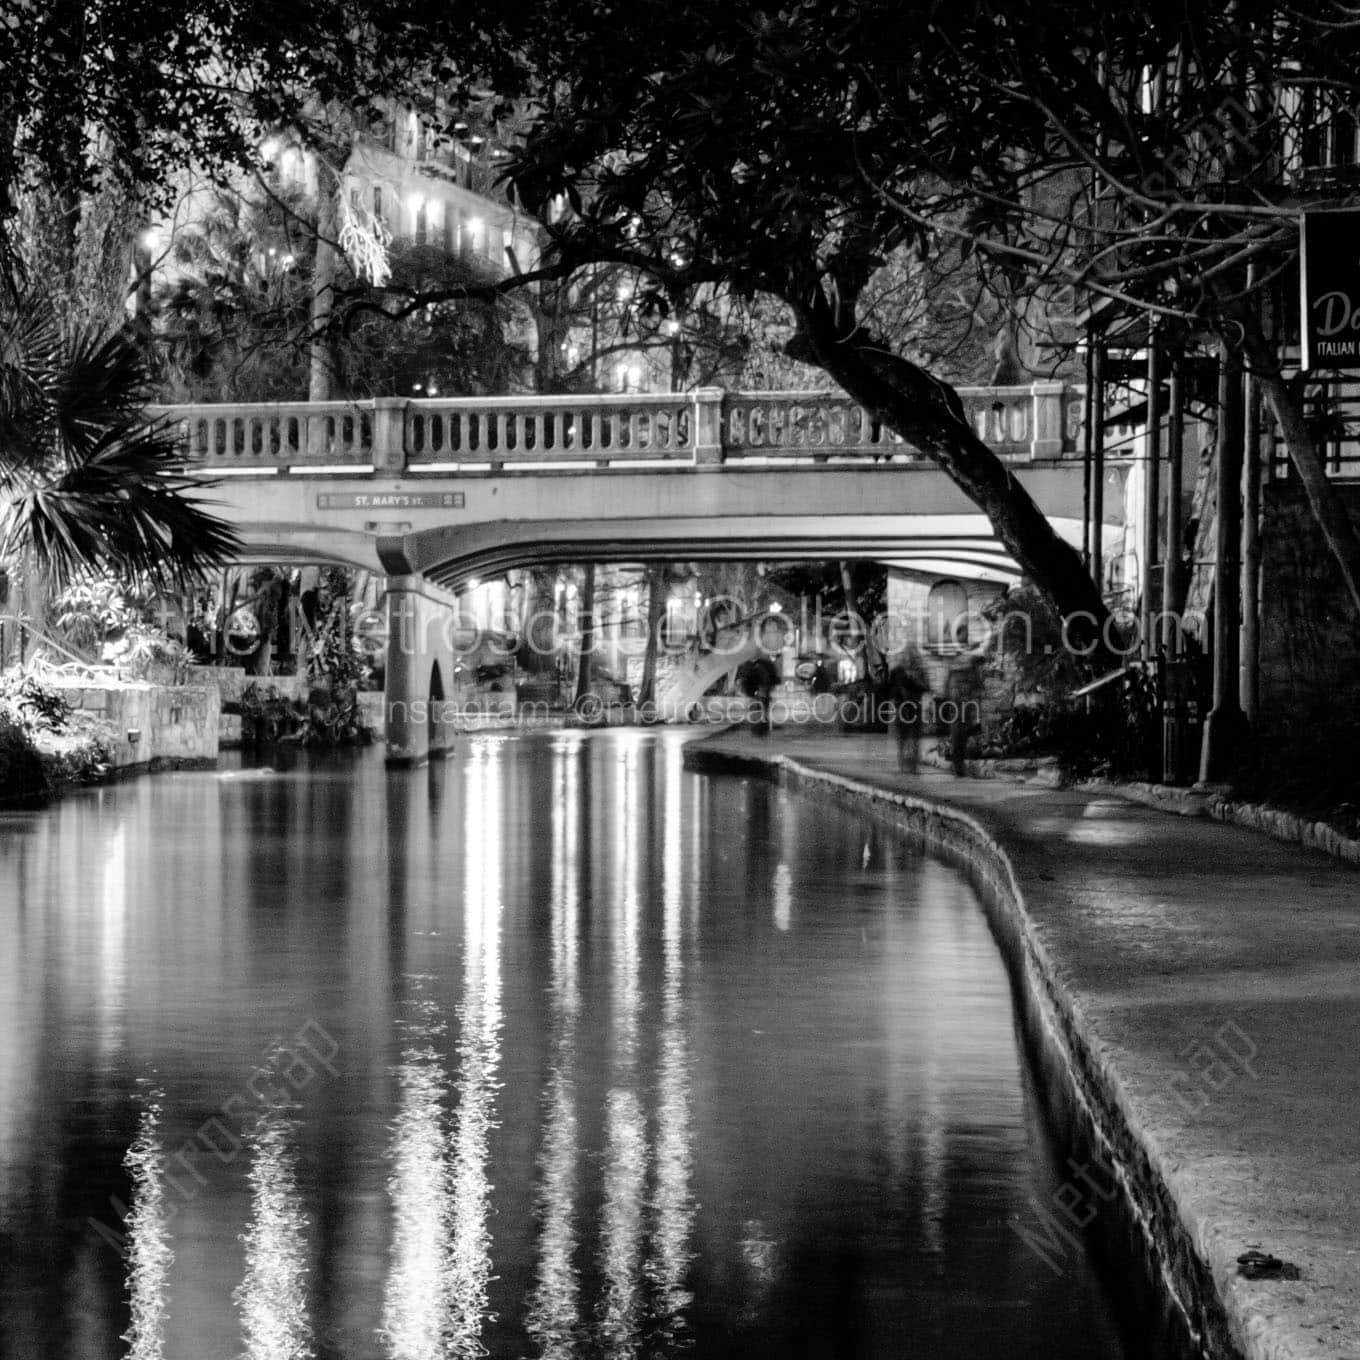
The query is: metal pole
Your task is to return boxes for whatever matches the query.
[1082,326,1095,567]
[1199,344,1245,783]
[1162,350,1185,651]
[1091,339,1106,595]
[1141,330,1162,657]
[1240,364,1262,726]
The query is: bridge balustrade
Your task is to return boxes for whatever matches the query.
[149,383,1081,474]
[404,393,695,465]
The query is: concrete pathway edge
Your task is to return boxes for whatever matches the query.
[685,743,1245,1360]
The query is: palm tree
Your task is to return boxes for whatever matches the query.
[0,287,240,590]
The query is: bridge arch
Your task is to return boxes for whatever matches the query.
[233,529,383,574]
[375,515,1029,592]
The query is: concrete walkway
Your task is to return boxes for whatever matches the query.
[689,725,1360,1360]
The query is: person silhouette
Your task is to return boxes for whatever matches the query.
[886,650,929,773]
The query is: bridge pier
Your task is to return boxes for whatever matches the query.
[383,574,462,766]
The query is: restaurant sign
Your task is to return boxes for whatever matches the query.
[1301,210,1360,370]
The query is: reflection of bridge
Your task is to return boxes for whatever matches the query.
[153,386,1123,762]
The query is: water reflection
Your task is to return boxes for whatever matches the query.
[382,742,504,1360]
[647,746,694,1342]
[599,743,646,1358]
[236,1105,312,1360]
[381,992,454,1360]
[445,743,504,1356]
[122,1098,170,1360]
[98,824,128,1063]
[0,735,1160,1360]
[526,738,584,1359]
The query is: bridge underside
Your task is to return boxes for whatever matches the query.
[374,514,1101,590]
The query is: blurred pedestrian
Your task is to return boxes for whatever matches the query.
[886,650,929,774]
[738,652,780,735]
[947,653,985,775]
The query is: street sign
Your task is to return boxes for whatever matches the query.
[316,491,465,510]
[1300,210,1360,369]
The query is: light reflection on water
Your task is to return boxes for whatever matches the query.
[380,993,454,1360]
[236,1105,311,1360]
[122,1099,170,1360]
[524,736,583,1360]
[647,748,694,1342]
[0,731,1155,1360]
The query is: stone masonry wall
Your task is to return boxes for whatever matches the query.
[58,681,220,769]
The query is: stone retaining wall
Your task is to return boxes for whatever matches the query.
[685,744,1236,1360]
[1209,796,1360,866]
[56,680,220,769]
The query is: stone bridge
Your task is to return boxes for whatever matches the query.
[153,385,1117,762]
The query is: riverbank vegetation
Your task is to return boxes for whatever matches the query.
[0,670,114,802]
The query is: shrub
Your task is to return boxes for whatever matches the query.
[240,681,372,747]
[0,671,73,732]
[40,716,115,787]
[0,713,49,800]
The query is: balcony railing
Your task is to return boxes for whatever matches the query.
[149,383,1083,474]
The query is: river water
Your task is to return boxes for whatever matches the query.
[0,731,1174,1359]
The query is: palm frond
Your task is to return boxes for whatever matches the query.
[1,295,242,588]
[0,293,62,480]
[47,326,156,459]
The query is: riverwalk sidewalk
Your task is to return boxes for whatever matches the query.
[688,725,1360,1360]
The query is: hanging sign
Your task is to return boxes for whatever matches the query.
[1300,210,1360,369]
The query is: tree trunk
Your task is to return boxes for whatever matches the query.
[523,566,560,673]
[574,563,596,705]
[533,276,570,393]
[792,298,1109,650]
[309,166,340,403]
[638,564,667,705]
[839,561,885,681]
